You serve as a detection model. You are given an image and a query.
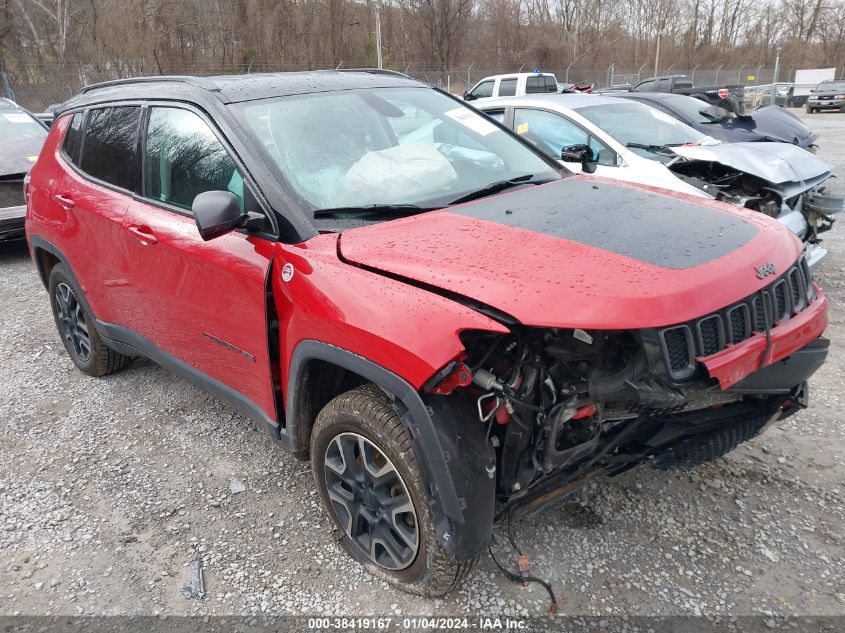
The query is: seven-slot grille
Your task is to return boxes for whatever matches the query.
[0,177,25,209]
[658,256,816,380]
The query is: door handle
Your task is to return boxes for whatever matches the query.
[53,194,75,210]
[127,224,158,245]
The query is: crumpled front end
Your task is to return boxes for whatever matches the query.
[426,251,828,515]
[666,142,843,268]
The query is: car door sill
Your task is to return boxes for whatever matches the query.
[95,320,290,449]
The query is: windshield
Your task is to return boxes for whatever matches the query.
[0,108,47,142]
[658,94,730,123]
[232,87,559,214]
[818,81,845,92]
[576,101,705,158]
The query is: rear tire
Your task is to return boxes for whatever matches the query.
[48,263,130,377]
[311,384,476,597]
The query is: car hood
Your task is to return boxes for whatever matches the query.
[670,141,830,184]
[0,137,44,176]
[727,106,817,147]
[338,177,802,330]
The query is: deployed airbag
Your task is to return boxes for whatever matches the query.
[343,143,458,204]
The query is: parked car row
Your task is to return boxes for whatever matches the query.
[476,92,840,269]
[3,70,836,600]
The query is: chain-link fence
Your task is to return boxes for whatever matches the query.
[0,59,812,112]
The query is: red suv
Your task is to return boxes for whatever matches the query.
[25,71,829,597]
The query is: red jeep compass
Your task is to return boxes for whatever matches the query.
[25,71,829,597]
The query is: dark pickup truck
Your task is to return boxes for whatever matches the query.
[632,74,746,114]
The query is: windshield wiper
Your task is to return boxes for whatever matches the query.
[625,142,685,155]
[313,204,438,219]
[447,174,550,206]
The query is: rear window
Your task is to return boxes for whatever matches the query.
[0,108,47,142]
[62,112,84,165]
[79,107,141,191]
[525,76,543,94]
[544,76,558,93]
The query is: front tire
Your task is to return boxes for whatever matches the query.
[311,385,475,596]
[48,263,130,377]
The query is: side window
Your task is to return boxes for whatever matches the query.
[525,76,543,94]
[143,107,244,212]
[62,112,84,166]
[470,80,495,99]
[513,108,615,166]
[544,76,558,93]
[498,79,517,97]
[658,78,671,91]
[79,107,141,191]
[482,108,505,123]
[635,80,657,92]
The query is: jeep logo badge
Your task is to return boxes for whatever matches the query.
[282,263,294,282]
[755,262,776,279]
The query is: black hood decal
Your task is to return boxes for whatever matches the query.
[447,178,758,270]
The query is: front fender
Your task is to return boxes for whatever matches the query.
[273,235,507,393]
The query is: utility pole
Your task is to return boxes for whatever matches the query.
[653,32,661,77]
[771,49,780,106]
[375,4,383,70]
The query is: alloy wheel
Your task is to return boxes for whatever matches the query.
[55,282,91,362]
[323,432,419,570]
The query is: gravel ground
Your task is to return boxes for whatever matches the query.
[1,111,844,621]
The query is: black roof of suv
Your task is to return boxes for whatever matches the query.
[59,70,423,112]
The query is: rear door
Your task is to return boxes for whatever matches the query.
[119,104,277,419]
[54,106,142,323]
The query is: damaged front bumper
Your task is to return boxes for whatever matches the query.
[700,287,828,390]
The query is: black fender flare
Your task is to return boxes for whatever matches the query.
[28,236,93,312]
[286,340,496,559]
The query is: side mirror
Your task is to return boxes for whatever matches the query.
[191,191,246,241]
[561,144,598,174]
[464,92,475,101]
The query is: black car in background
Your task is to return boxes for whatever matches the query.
[610,92,818,151]
[0,98,47,241]
[806,80,845,114]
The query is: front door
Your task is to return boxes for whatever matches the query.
[119,105,276,419]
[511,107,620,179]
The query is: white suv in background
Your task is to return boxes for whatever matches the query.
[463,72,558,102]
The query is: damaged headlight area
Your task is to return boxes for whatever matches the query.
[668,159,843,244]
[439,322,814,512]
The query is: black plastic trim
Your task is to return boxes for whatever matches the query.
[27,236,286,445]
[286,340,466,528]
[729,337,829,394]
[95,321,286,444]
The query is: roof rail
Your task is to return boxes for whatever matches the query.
[79,75,219,94]
[337,68,412,79]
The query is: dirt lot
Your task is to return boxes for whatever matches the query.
[1,111,844,622]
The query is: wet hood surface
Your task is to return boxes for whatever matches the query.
[670,141,831,184]
[0,137,44,176]
[339,177,802,329]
